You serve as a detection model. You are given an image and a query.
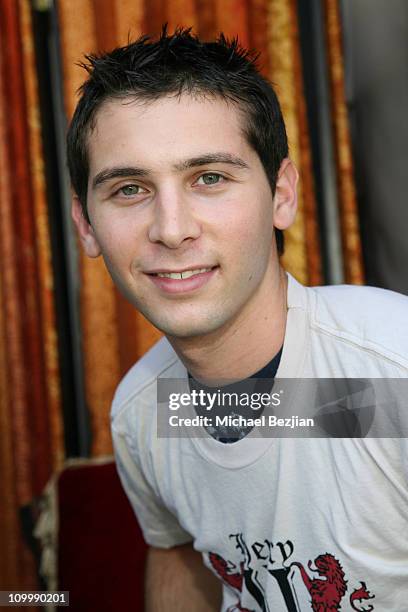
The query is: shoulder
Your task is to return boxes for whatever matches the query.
[308,283,408,369]
[111,336,182,425]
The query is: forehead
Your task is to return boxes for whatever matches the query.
[87,94,253,174]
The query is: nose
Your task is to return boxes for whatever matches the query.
[148,186,201,248]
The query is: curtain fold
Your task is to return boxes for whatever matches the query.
[267,0,322,284]
[323,0,364,284]
[0,0,64,592]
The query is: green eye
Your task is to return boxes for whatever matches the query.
[200,173,222,185]
[121,185,140,196]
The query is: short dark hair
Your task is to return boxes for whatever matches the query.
[66,26,288,254]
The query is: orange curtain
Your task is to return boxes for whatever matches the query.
[0,0,64,593]
[56,0,363,457]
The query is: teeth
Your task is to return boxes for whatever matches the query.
[157,268,212,279]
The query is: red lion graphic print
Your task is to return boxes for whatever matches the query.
[291,553,347,611]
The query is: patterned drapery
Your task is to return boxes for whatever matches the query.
[0,0,64,593]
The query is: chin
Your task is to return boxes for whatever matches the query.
[154,319,220,340]
[144,309,229,340]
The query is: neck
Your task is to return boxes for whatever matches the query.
[167,267,288,385]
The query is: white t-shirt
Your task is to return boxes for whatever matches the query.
[111,274,408,611]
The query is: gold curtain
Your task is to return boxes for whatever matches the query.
[323,0,364,284]
[0,0,64,593]
[57,0,362,457]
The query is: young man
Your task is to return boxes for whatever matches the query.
[69,29,408,611]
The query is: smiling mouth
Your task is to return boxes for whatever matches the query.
[148,266,217,279]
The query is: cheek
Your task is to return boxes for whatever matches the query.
[91,214,142,265]
[221,205,274,291]
[220,197,274,257]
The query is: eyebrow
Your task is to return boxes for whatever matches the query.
[92,166,150,189]
[91,153,250,189]
[173,153,250,171]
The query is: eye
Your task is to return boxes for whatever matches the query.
[196,173,225,186]
[119,184,144,196]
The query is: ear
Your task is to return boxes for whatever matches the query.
[272,158,298,230]
[71,195,101,258]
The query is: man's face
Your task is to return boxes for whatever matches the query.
[73,94,296,339]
